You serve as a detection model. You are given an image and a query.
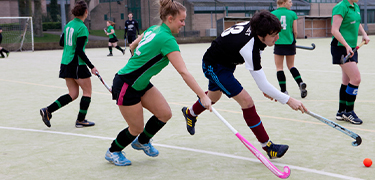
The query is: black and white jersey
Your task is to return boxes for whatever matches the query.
[124,19,139,36]
[203,21,266,70]
[203,21,289,104]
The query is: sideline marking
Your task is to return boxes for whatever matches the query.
[0,126,363,180]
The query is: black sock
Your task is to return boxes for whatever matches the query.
[276,71,286,92]
[339,84,347,112]
[2,48,9,53]
[138,116,166,144]
[290,67,303,86]
[109,127,136,152]
[77,96,91,121]
[47,94,73,113]
[108,46,112,54]
[0,51,4,58]
[345,83,358,112]
[115,46,123,52]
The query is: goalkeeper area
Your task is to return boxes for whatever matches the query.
[0,17,34,52]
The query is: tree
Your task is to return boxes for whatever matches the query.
[34,0,43,37]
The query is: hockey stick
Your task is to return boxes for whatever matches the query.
[124,38,127,50]
[296,43,315,50]
[340,41,365,64]
[212,107,291,179]
[306,111,361,146]
[95,72,112,92]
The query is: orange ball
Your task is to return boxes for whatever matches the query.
[363,158,372,167]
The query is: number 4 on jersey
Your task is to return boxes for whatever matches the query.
[280,16,287,30]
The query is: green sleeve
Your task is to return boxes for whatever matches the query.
[161,38,180,56]
[332,5,347,18]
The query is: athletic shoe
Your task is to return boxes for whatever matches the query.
[131,137,159,157]
[40,108,52,127]
[282,91,288,95]
[122,49,125,55]
[107,53,113,56]
[0,56,4,58]
[266,141,289,159]
[105,149,131,166]
[182,107,197,135]
[6,52,9,57]
[342,111,363,125]
[75,119,95,128]
[299,82,307,98]
[336,111,345,121]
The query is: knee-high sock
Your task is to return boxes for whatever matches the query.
[290,67,303,86]
[276,71,286,92]
[47,94,73,113]
[137,115,166,144]
[345,83,358,112]
[115,46,123,52]
[77,96,91,121]
[109,127,136,152]
[242,106,269,144]
[339,84,347,112]
[108,46,112,53]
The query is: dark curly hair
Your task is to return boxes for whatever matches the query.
[71,1,88,17]
[250,10,281,38]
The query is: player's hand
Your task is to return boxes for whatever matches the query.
[363,36,370,44]
[345,45,354,58]
[286,97,307,113]
[263,92,277,102]
[91,67,98,75]
[200,95,212,112]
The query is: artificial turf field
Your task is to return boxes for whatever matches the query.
[0,36,374,180]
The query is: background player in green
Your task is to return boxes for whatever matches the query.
[331,0,370,124]
[104,0,212,166]
[40,1,99,128]
[105,21,124,56]
[272,0,307,98]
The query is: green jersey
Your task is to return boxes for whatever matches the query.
[61,18,89,65]
[118,23,180,91]
[107,25,116,39]
[331,0,361,47]
[272,7,298,45]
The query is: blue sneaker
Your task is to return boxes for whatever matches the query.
[266,141,289,159]
[182,107,197,135]
[75,119,95,128]
[336,111,345,121]
[40,108,52,127]
[105,149,131,166]
[342,111,363,125]
[131,137,159,157]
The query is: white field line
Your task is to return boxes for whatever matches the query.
[0,126,363,180]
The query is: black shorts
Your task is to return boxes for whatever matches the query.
[127,35,136,44]
[112,74,154,106]
[274,43,296,55]
[109,37,118,43]
[59,64,91,79]
[331,45,358,64]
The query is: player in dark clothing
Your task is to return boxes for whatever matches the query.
[182,10,307,159]
[124,12,139,54]
[0,26,10,58]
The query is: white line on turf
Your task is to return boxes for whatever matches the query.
[0,126,364,180]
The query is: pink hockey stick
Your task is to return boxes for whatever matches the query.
[212,107,291,179]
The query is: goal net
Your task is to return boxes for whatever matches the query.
[0,17,34,51]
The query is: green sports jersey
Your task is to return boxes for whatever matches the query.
[61,18,89,65]
[118,23,180,91]
[331,0,361,47]
[272,7,298,45]
[107,25,116,39]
